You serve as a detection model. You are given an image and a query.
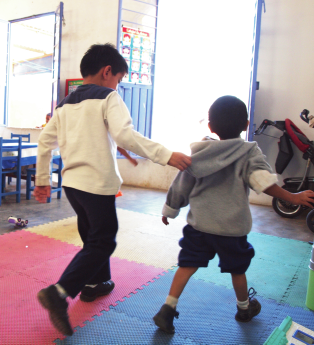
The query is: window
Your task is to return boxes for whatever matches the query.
[0,2,63,128]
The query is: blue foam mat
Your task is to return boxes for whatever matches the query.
[54,310,198,345]
[55,270,314,345]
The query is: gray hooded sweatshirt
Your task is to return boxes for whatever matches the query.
[162,138,277,237]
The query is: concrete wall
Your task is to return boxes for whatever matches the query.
[1,0,314,200]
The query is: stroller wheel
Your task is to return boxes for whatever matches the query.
[307,210,314,233]
[272,186,304,218]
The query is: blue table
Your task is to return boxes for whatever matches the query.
[2,143,38,169]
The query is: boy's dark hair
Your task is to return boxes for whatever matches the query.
[80,43,128,78]
[208,95,248,139]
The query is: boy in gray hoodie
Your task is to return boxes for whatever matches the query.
[153,95,314,334]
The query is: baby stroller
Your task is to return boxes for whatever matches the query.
[254,110,314,220]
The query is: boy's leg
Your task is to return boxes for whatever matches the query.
[169,267,198,300]
[231,273,261,322]
[153,266,198,334]
[231,273,248,302]
[37,187,118,335]
[215,234,260,323]
[61,187,116,301]
[57,187,118,297]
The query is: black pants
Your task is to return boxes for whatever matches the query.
[57,187,118,298]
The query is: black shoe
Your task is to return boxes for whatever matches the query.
[235,287,261,322]
[153,304,179,334]
[37,285,73,336]
[80,280,115,302]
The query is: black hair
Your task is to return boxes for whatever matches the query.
[208,95,248,140]
[80,43,128,78]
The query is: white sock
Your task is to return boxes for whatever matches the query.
[165,295,178,309]
[85,284,97,288]
[55,283,68,299]
[237,298,249,310]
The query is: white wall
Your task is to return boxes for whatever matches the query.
[251,0,314,204]
[1,0,314,201]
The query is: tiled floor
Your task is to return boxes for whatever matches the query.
[0,181,313,243]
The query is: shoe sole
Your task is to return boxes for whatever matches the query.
[235,304,262,323]
[37,290,73,336]
[79,284,115,302]
[153,315,175,334]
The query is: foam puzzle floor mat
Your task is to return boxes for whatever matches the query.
[25,209,186,270]
[0,229,166,345]
[2,210,314,344]
[56,270,314,345]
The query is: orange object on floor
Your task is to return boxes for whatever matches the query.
[116,190,123,197]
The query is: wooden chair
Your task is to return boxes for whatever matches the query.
[0,137,22,206]
[26,155,62,203]
[11,133,30,142]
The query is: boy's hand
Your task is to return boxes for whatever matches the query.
[290,190,314,208]
[264,184,314,207]
[130,158,138,166]
[33,186,51,203]
[162,216,169,225]
[168,152,192,171]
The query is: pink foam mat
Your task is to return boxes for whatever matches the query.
[0,231,165,345]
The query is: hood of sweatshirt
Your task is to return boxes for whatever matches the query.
[187,138,257,178]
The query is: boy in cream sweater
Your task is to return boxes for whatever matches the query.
[34,43,191,336]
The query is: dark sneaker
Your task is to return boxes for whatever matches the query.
[80,280,115,302]
[37,285,73,336]
[153,304,179,334]
[235,287,261,322]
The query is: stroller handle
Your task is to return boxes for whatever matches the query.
[254,119,277,135]
[300,109,310,124]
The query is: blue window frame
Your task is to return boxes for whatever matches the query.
[51,2,64,115]
[117,0,158,158]
[248,0,266,140]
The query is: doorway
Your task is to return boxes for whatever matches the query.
[152,0,257,152]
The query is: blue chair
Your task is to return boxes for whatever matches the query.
[26,155,62,203]
[8,134,30,185]
[0,137,22,206]
[11,133,30,142]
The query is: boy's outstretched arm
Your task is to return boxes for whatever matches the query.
[167,152,192,171]
[263,184,314,207]
[106,92,191,171]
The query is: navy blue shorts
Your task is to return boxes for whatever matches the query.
[178,225,255,274]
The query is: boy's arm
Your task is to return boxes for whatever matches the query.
[162,170,196,224]
[105,92,191,171]
[246,145,314,206]
[117,147,138,166]
[34,115,59,203]
[263,184,314,207]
